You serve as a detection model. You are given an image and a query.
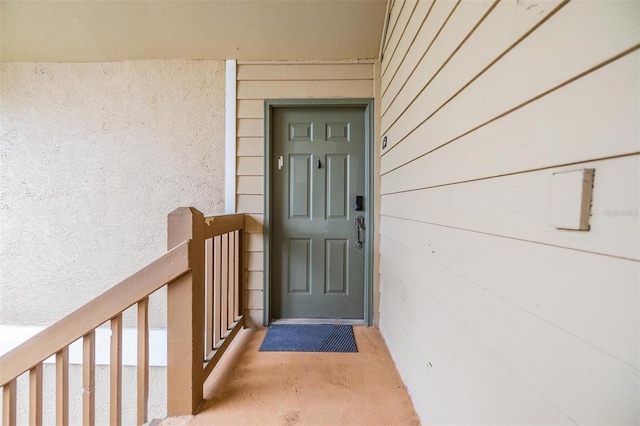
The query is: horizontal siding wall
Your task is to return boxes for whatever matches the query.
[235,62,374,326]
[378,0,639,424]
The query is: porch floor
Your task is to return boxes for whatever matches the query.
[161,326,421,425]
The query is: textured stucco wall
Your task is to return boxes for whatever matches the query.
[0,60,226,328]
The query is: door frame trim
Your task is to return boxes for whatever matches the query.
[263,98,375,326]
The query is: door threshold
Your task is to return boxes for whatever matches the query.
[271,318,366,326]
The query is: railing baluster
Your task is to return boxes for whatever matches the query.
[198,214,246,384]
[30,363,43,426]
[2,378,17,426]
[214,235,222,347]
[137,299,149,426]
[228,231,235,327]
[56,347,69,426]
[111,314,123,426]
[221,233,229,334]
[236,229,243,319]
[205,238,214,355]
[83,331,96,426]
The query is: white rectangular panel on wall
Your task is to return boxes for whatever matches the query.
[550,168,595,230]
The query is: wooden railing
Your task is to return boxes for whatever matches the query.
[0,207,245,425]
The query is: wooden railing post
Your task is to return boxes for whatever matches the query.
[167,207,206,415]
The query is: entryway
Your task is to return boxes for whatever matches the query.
[157,327,421,425]
[265,100,374,324]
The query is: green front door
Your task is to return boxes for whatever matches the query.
[272,106,367,319]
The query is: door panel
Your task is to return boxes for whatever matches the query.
[288,239,311,293]
[326,155,348,219]
[272,106,366,319]
[289,155,311,218]
[325,239,348,294]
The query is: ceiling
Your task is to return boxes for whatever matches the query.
[0,0,388,63]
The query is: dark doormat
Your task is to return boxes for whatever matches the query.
[258,324,358,352]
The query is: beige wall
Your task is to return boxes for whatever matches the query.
[0,60,226,328]
[378,0,639,424]
[234,62,375,326]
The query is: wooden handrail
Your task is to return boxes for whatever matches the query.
[203,213,245,239]
[0,240,191,386]
[1,208,246,423]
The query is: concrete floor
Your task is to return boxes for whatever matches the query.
[161,326,421,426]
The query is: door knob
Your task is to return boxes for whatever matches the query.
[355,216,364,249]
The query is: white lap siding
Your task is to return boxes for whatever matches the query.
[378,0,639,424]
